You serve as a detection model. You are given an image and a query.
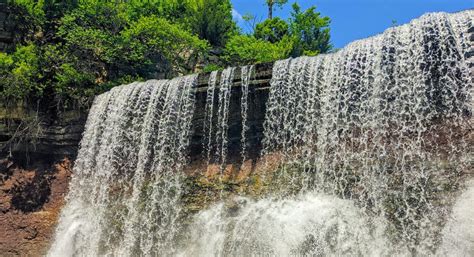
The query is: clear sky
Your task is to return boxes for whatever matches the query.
[231,0,473,49]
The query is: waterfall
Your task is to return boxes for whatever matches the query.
[202,66,254,168]
[181,10,473,256]
[49,10,473,257]
[179,192,389,257]
[48,75,197,256]
[204,71,218,165]
[259,11,472,254]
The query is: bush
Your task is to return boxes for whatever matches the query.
[223,35,293,65]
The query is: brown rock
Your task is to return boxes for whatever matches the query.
[0,159,72,257]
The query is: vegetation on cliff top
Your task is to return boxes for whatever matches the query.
[0,0,331,108]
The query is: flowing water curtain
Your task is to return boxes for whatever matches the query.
[202,68,235,168]
[262,11,472,254]
[203,71,218,166]
[48,75,198,257]
[216,67,236,168]
[203,66,254,167]
[240,65,255,162]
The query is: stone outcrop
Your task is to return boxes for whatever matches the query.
[0,158,72,257]
[0,106,88,163]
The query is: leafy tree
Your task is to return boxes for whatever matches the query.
[186,0,236,47]
[0,44,43,100]
[289,3,332,56]
[223,34,293,65]
[120,16,208,77]
[1,0,332,110]
[1,0,209,107]
[265,0,288,19]
[121,0,236,47]
[255,17,289,43]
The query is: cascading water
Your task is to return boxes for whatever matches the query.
[240,65,254,162]
[180,10,473,256]
[49,10,473,257]
[204,70,218,165]
[48,75,197,256]
[263,12,472,250]
[215,68,236,167]
[202,66,254,167]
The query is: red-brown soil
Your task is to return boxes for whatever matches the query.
[0,158,72,257]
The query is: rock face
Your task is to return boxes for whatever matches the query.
[0,158,72,256]
[0,106,88,163]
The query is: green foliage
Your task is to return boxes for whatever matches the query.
[11,0,45,22]
[289,3,332,56]
[121,16,208,75]
[186,0,236,47]
[255,18,289,43]
[223,34,293,65]
[2,0,333,108]
[0,44,43,100]
[1,0,211,106]
[227,2,332,64]
[202,64,223,73]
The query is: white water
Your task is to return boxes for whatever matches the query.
[240,65,254,162]
[179,192,390,257]
[48,76,197,256]
[49,10,473,257]
[204,70,218,165]
[216,67,236,167]
[260,11,472,254]
[438,180,474,256]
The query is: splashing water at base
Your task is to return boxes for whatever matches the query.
[179,192,393,257]
[438,180,474,256]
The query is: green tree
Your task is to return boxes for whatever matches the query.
[223,34,293,65]
[0,44,43,100]
[255,17,289,43]
[289,3,332,56]
[120,16,208,77]
[265,0,288,19]
[186,0,236,47]
[2,0,209,107]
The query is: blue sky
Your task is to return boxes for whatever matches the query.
[231,0,473,48]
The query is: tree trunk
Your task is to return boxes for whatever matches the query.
[268,3,273,19]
